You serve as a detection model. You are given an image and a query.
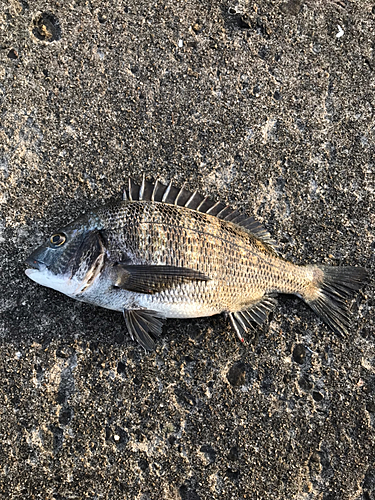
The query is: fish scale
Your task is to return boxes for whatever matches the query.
[25,177,367,351]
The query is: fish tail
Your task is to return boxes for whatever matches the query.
[301,265,367,336]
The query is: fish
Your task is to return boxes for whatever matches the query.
[25,177,367,350]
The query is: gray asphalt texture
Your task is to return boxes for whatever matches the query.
[1,1,374,499]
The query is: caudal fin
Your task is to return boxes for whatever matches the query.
[304,266,367,336]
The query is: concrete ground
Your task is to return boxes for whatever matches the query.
[0,0,374,498]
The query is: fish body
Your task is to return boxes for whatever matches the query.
[25,178,367,350]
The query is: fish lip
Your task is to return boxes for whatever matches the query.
[25,256,44,270]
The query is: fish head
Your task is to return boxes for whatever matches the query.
[25,217,106,297]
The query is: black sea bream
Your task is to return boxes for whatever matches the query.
[25,177,367,350]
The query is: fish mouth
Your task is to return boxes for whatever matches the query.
[25,256,45,271]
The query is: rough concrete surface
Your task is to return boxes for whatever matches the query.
[0,0,374,498]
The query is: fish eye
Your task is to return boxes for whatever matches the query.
[50,233,66,247]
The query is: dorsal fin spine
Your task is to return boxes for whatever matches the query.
[151,180,159,202]
[162,181,173,203]
[216,206,232,218]
[196,196,209,211]
[175,184,186,206]
[185,190,198,208]
[128,178,133,201]
[206,201,222,215]
[139,174,146,201]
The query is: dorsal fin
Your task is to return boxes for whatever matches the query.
[122,178,278,251]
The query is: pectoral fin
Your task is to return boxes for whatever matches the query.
[123,309,164,351]
[111,264,210,294]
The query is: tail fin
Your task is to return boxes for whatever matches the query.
[303,266,367,336]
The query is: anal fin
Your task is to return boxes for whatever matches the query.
[229,297,277,343]
[123,309,164,351]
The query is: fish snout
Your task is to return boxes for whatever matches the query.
[25,255,44,270]
[25,247,50,271]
